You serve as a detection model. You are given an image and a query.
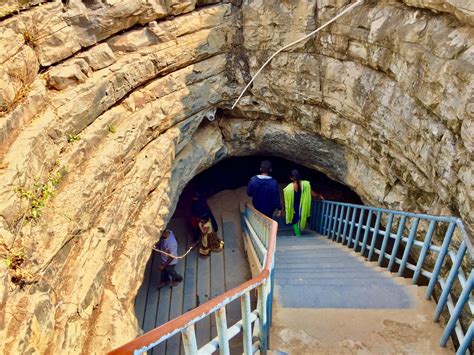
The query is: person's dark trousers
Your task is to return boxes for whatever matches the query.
[210,212,219,232]
[160,265,183,283]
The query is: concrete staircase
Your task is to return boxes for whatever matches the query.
[270,225,454,354]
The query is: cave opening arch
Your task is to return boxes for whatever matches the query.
[133,152,364,347]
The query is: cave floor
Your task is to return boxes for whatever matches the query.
[134,189,252,355]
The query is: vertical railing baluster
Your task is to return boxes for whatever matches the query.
[388,216,406,272]
[353,209,365,252]
[267,258,275,328]
[322,202,329,235]
[257,283,268,354]
[215,307,230,355]
[182,324,198,355]
[341,206,351,244]
[439,271,473,347]
[241,292,252,355]
[378,213,394,266]
[331,205,340,240]
[347,207,357,248]
[325,203,334,237]
[336,205,345,242]
[413,220,437,284]
[312,202,319,231]
[457,322,473,355]
[360,210,373,256]
[397,218,420,277]
[325,204,332,237]
[368,211,382,261]
[425,222,456,299]
[319,202,326,234]
[434,241,467,321]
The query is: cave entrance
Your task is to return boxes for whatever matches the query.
[133,155,363,354]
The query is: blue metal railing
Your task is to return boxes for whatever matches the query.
[310,200,473,354]
[110,204,277,355]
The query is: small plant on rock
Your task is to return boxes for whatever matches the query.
[16,166,66,220]
[66,133,81,143]
[107,124,116,134]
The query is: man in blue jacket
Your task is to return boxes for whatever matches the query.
[247,160,282,218]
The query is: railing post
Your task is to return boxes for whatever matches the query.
[241,292,253,355]
[331,205,340,240]
[335,205,345,242]
[341,206,351,244]
[368,211,382,261]
[319,202,326,234]
[434,241,467,322]
[353,209,365,252]
[182,324,198,355]
[347,207,357,248]
[360,210,373,256]
[215,308,230,355]
[267,258,275,328]
[257,282,268,354]
[312,201,319,231]
[398,218,420,277]
[413,220,436,284]
[388,216,406,272]
[325,203,334,237]
[378,213,394,266]
[440,271,473,347]
[425,222,455,299]
[457,322,473,355]
[322,202,329,235]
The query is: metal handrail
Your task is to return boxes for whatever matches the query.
[311,200,473,355]
[109,203,277,355]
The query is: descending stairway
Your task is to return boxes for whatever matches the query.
[270,224,454,354]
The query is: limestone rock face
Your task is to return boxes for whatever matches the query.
[402,0,474,25]
[0,0,472,354]
[238,0,473,227]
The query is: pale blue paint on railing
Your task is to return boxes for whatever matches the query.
[360,210,373,255]
[413,220,436,284]
[426,222,455,299]
[434,241,467,322]
[312,200,473,354]
[353,209,365,252]
[378,213,394,266]
[368,211,382,261]
[440,270,473,348]
[347,207,357,248]
[388,215,406,272]
[458,323,473,355]
[341,206,351,244]
[397,218,419,277]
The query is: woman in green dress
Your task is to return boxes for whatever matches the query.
[283,169,324,236]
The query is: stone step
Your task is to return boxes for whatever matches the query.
[274,284,412,309]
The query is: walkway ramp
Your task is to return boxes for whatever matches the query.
[271,228,453,354]
[134,213,251,355]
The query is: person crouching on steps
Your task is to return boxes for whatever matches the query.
[156,229,183,289]
[198,213,224,257]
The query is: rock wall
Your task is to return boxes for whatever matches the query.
[0,0,472,353]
